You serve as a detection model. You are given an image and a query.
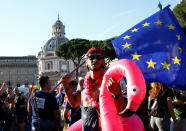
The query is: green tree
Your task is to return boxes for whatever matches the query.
[56,37,118,78]
[101,37,117,67]
[173,0,186,34]
[89,37,118,67]
[56,38,90,79]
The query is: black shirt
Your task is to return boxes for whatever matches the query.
[32,91,59,120]
[15,93,25,112]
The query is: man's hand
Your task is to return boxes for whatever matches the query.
[61,74,72,89]
[106,77,126,112]
[173,99,184,105]
[106,78,121,96]
[1,81,7,89]
[78,77,84,90]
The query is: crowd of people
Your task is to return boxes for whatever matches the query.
[0,47,186,131]
[0,83,29,131]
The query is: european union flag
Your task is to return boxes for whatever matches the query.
[112,5,186,91]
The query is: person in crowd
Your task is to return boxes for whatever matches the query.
[0,82,8,131]
[170,89,186,131]
[61,47,126,131]
[148,82,179,131]
[63,81,81,128]
[136,84,151,131]
[56,84,65,109]
[5,87,15,131]
[14,87,28,131]
[28,76,62,131]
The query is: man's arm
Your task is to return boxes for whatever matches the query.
[65,87,81,108]
[0,81,6,96]
[61,74,81,108]
[51,94,62,131]
[167,97,179,131]
[53,110,62,131]
[172,99,184,105]
[28,102,32,117]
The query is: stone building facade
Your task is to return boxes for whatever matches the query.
[0,56,38,87]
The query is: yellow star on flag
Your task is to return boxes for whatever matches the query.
[179,48,182,54]
[122,35,131,39]
[131,28,139,32]
[142,22,150,27]
[172,56,181,65]
[176,35,181,40]
[131,52,142,61]
[146,59,156,69]
[155,20,162,25]
[168,24,175,30]
[161,61,171,70]
[122,42,131,49]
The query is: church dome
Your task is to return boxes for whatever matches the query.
[38,15,68,57]
[43,36,68,53]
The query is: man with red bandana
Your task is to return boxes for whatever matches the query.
[61,47,126,131]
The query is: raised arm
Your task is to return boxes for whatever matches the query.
[0,81,7,96]
[61,74,81,108]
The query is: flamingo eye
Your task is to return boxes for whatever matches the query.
[128,85,139,95]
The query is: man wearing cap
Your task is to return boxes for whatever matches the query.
[61,47,126,130]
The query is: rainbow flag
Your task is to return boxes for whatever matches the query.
[30,85,40,93]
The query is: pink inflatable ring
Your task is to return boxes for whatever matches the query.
[100,59,146,131]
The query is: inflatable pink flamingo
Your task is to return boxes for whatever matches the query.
[100,59,146,131]
[67,59,146,131]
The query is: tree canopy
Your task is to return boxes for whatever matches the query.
[56,38,90,78]
[55,37,118,78]
[173,0,186,34]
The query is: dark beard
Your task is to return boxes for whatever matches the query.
[88,64,102,72]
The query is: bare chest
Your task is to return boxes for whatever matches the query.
[82,85,100,107]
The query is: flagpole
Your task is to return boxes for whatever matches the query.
[50,42,112,92]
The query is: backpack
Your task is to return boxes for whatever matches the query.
[148,96,166,117]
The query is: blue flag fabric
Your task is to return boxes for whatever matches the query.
[112,5,186,91]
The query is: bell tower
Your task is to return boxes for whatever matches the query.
[52,14,65,38]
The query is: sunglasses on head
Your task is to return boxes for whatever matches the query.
[88,55,103,60]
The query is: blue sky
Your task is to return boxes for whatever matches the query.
[0,0,181,56]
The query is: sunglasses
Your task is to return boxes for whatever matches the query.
[88,55,103,60]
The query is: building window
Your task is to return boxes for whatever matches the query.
[17,77,20,81]
[17,70,20,75]
[33,70,37,74]
[25,77,28,81]
[61,64,67,71]
[9,71,12,75]
[48,63,50,69]
[24,70,28,75]
[45,61,53,70]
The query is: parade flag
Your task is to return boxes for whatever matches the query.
[30,85,40,93]
[112,5,186,91]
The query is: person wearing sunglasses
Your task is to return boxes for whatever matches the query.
[61,47,125,131]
